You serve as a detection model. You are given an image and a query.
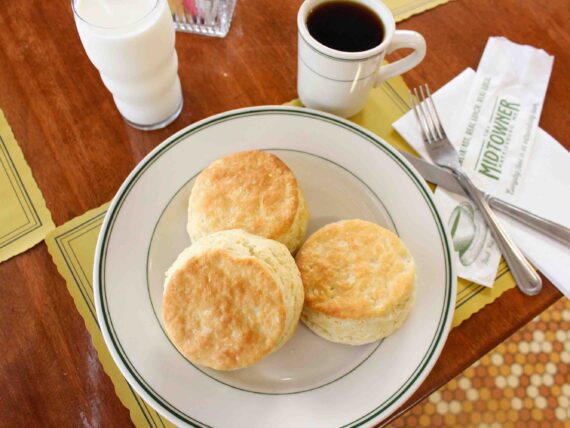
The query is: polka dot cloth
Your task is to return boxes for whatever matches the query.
[392,298,570,427]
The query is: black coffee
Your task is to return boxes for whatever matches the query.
[306,1,384,52]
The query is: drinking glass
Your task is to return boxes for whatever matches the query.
[72,0,183,130]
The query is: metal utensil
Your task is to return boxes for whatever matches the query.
[400,151,570,247]
[410,84,542,296]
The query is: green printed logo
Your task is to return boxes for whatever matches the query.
[477,99,520,180]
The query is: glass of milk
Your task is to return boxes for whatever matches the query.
[72,0,183,130]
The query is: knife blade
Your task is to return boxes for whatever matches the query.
[400,151,466,196]
[399,150,570,247]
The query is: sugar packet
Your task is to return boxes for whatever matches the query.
[434,37,553,286]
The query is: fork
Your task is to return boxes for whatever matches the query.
[410,84,542,296]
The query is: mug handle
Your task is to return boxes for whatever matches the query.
[375,30,426,84]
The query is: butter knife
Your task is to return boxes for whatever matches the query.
[400,151,570,247]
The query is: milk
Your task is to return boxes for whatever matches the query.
[73,0,183,129]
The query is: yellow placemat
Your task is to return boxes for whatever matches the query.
[45,203,176,428]
[45,76,515,427]
[169,0,454,23]
[386,0,455,22]
[0,110,54,263]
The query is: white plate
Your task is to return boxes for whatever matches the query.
[94,106,456,428]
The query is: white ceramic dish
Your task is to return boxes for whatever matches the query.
[94,106,456,427]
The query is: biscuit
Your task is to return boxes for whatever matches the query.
[187,151,309,253]
[295,219,416,345]
[163,229,304,370]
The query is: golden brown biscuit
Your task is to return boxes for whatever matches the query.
[187,151,309,253]
[163,229,304,370]
[295,219,415,345]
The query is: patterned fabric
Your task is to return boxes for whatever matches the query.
[392,298,570,427]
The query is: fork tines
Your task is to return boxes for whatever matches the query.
[409,84,446,144]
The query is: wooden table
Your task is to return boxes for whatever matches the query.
[0,0,567,425]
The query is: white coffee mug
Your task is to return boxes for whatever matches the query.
[297,0,426,117]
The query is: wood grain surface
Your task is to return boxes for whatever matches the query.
[0,0,567,426]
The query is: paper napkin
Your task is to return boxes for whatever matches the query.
[400,38,554,287]
[393,68,570,297]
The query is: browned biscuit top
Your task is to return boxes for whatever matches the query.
[295,219,415,320]
[188,151,300,241]
[163,247,286,370]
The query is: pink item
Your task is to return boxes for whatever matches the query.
[184,0,198,17]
